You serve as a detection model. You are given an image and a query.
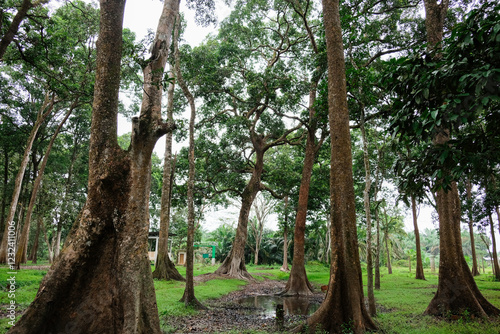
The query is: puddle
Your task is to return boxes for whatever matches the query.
[235,295,320,317]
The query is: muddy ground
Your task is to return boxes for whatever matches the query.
[163,273,325,333]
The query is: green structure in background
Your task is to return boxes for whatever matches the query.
[194,244,216,265]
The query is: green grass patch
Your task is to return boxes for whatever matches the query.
[1,263,500,333]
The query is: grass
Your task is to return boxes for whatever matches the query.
[1,262,500,333]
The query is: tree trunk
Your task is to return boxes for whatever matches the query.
[385,229,392,274]
[431,255,436,273]
[360,107,376,315]
[412,196,426,280]
[7,0,176,332]
[374,207,381,289]
[0,93,55,265]
[152,1,184,283]
[488,214,500,280]
[423,0,499,317]
[174,15,204,309]
[27,214,43,264]
[466,179,479,276]
[303,0,377,332]
[215,142,265,280]
[281,130,316,296]
[15,102,75,269]
[280,196,289,272]
[0,147,8,235]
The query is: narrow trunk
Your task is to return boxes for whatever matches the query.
[466,179,479,276]
[280,196,289,272]
[431,255,436,273]
[488,214,500,280]
[303,0,377,331]
[27,214,43,264]
[374,207,381,289]
[360,107,376,315]
[385,230,392,274]
[412,196,426,280]
[152,13,184,281]
[175,15,204,309]
[0,147,8,235]
[7,1,176,332]
[0,94,55,264]
[15,103,75,269]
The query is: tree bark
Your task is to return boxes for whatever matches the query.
[488,214,500,280]
[360,107,376,314]
[466,179,479,276]
[7,0,176,332]
[27,214,43,264]
[302,0,377,332]
[0,146,8,235]
[384,227,392,274]
[214,142,263,281]
[281,69,322,296]
[423,0,499,318]
[151,0,184,283]
[412,196,426,280]
[0,93,55,265]
[15,102,75,269]
[280,195,290,272]
[174,14,204,309]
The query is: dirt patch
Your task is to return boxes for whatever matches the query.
[163,278,325,333]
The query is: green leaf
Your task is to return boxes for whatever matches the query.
[431,110,438,120]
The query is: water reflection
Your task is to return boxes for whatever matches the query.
[235,295,320,317]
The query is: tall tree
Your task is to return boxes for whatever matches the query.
[174,14,204,309]
[302,0,377,332]
[7,0,175,332]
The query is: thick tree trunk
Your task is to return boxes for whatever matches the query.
[360,107,376,314]
[0,93,54,265]
[303,0,377,332]
[7,1,175,332]
[424,182,500,317]
[412,196,426,280]
[280,196,290,272]
[152,1,184,283]
[174,15,204,309]
[466,179,479,276]
[15,103,74,269]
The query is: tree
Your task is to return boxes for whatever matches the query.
[248,193,275,265]
[386,0,500,317]
[174,14,204,309]
[302,0,377,332]
[7,0,175,332]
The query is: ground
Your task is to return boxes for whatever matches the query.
[163,273,325,333]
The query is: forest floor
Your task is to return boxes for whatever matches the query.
[162,273,325,333]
